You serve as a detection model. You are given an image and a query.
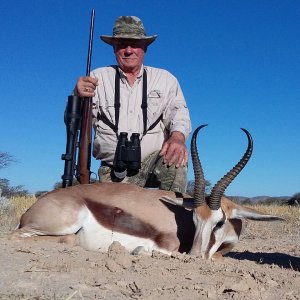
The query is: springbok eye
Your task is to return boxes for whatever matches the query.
[215,221,224,229]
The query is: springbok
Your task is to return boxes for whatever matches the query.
[12,125,283,260]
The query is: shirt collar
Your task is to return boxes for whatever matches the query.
[118,65,144,83]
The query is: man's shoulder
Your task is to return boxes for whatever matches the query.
[144,66,177,80]
[91,65,117,76]
[145,66,171,75]
[145,66,179,85]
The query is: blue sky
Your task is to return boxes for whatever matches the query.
[1,0,299,197]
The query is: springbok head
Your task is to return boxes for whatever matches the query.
[162,124,283,259]
[189,124,254,257]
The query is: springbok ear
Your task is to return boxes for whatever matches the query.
[231,205,285,221]
[159,196,194,210]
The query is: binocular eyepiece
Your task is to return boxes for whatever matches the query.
[113,132,141,179]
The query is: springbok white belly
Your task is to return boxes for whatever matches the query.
[77,209,170,254]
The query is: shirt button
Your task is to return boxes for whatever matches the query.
[130,110,133,113]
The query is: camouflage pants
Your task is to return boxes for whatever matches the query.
[98,151,187,193]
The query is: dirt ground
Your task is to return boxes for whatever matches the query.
[0,218,299,300]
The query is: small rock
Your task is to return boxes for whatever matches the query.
[107,241,132,269]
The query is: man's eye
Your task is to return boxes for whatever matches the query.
[117,44,126,49]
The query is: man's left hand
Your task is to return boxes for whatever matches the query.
[159,131,188,168]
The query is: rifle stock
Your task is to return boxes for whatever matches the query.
[77,97,93,184]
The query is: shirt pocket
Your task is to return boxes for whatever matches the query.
[147,90,164,123]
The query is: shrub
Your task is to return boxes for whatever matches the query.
[0,178,29,198]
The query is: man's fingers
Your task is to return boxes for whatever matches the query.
[182,150,188,167]
[164,146,182,167]
[159,133,188,167]
[80,84,96,95]
[75,76,98,97]
[173,150,186,168]
[159,143,169,157]
[162,145,188,168]
[178,151,187,168]
[81,76,98,85]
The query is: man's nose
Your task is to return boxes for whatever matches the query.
[124,45,133,53]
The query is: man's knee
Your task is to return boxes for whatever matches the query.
[170,166,188,193]
[98,166,112,183]
[151,156,187,193]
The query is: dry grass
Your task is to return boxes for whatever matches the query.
[252,204,300,225]
[10,196,37,219]
[0,196,36,231]
[243,204,300,237]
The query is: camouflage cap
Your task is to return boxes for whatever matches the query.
[100,16,157,46]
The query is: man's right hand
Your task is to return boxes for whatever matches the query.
[74,76,98,97]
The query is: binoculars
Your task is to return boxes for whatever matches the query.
[113,132,141,179]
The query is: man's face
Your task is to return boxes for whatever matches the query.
[113,39,147,73]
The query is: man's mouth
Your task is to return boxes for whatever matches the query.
[122,57,137,59]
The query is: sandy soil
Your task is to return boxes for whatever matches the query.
[0,219,299,300]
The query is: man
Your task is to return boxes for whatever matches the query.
[74,16,191,192]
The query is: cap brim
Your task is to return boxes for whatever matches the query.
[100,35,157,46]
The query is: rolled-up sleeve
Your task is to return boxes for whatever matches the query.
[163,75,191,140]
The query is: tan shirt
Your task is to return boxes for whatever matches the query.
[91,65,191,164]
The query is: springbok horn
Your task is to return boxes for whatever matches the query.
[208,128,253,210]
[191,124,208,207]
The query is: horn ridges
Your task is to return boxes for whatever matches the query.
[208,128,253,210]
[191,124,208,207]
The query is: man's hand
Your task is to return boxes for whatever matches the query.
[159,131,188,168]
[74,76,98,97]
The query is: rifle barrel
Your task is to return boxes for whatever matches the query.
[86,9,95,77]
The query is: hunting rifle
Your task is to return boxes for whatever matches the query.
[61,9,95,187]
